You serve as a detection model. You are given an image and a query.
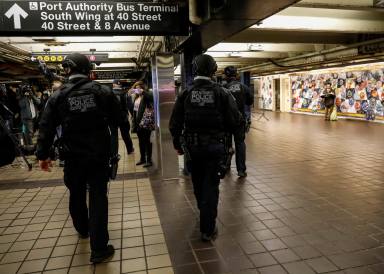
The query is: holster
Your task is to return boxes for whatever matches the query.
[184,132,231,179]
[184,132,226,147]
[245,118,251,133]
[179,135,193,174]
[109,154,120,180]
[54,138,70,161]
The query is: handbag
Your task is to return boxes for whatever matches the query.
[330,106,338,121]
[139,106,155,131]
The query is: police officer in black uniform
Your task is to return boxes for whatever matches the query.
[37,53,122,263]
[224,66,254,177]
[169,54,241,241]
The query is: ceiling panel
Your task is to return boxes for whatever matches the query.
[1,0,383,77]
[210,0,384,73]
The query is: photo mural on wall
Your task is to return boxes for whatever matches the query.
[291,67,384,121]
[260,76,274,110]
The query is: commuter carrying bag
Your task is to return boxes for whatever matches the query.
[139,106,155,131]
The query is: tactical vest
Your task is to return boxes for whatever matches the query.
[184,83,224,134]
[60,81,109,135]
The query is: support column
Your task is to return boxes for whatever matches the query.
[180,34,203,90]
[240,71,251,87]
[151,54,178,179]
[240,71,253,103]
[241,71,254,117]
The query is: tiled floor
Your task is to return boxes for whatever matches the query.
[1,112,384,274]
[151,113,384,274]
[0,178,173,274]
[0,138,173,274]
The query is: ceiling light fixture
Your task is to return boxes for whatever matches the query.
[45,41,67,47]
[248,44,263,51]
[228,52,242,57]
[32,37,56,43]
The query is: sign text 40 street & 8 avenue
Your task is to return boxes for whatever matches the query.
[0,1,188,35]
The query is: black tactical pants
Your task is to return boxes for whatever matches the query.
[190,143,225,235]
[111,121,134,156]
[120,121,134,153]
[64,159,109,252]
[233,124,246,173]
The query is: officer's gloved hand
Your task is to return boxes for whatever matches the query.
[174,143,184,155]
[173,139,182,154]
[245,118,251,133]
[39,158,53,172]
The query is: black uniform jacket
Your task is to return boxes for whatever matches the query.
[225,78,253,116]
[169,78,241,151]
[36,77,123,161]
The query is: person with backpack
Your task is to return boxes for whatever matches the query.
[36,53,123,263]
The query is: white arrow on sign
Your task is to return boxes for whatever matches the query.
[5,3,28,29]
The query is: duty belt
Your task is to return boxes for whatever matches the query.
[184,132,226,146]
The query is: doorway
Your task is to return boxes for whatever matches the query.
[274,78,281,111]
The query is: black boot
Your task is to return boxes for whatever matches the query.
[201,227,218,242]
[90,244,115,263]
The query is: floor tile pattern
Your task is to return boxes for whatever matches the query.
[1,113,384,273]
[151,113,384,274]
[0,178,173,274]
[0,138,172,274]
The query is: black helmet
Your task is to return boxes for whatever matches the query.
[192,54,217,77]
[62,53,92,75]
[224,66,237,77]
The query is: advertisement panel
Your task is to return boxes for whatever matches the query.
[291,66,384,121]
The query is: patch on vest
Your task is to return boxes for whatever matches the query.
[191,90,214,106]
[228,83,241,93]
[68,94,97,112]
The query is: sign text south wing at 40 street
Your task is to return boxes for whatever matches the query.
[0,1,188,35]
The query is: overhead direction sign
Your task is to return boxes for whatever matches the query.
[93,69,135,80]
[0,1,188,35]
[5,3,28,29]
[31,53,109,63]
